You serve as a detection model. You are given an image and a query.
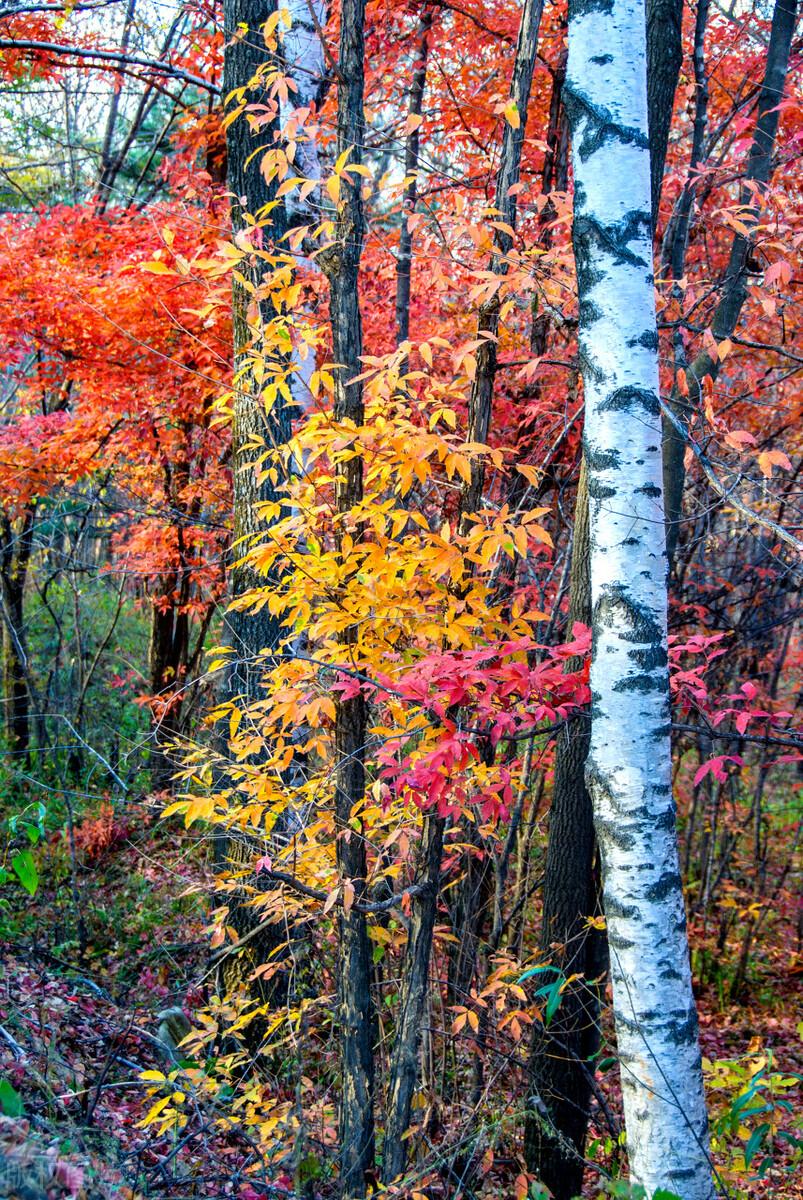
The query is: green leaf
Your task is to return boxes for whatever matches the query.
[743,1123,770,1168]
[544,979,564,1025]
[24,823,40,846]
[0,1079,24,1117]
[11,850,38,896]
[518,964,562,984]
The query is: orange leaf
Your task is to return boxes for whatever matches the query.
[756,449,792,478]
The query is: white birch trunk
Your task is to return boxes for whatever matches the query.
[565,3,715,1196]
[281,0,325,216]
[280,0,325,415]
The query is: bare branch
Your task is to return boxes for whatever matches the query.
[0,37,220,93]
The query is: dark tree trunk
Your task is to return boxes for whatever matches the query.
[395,5,434,356]
[496,46,568,587]
[661,0,710,285]
[662,0,798,564]
[222,0,290,698]
[148,588,189,789]
[319,0,375,1191]
[458,0,545,535]
[381,814,444,1185]
[216,0,296,1025]
[646,0,684,225]
[446,0,546,1018]
[1,509,35,766]
[445,825,493,1008]
[524,463,606,1199]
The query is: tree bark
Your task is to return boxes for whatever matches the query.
[381,0,547,1173]
[445,0,545,1014]
[646,0,684,226]
[318,0,375,1191]
[661,0,710,285]
[223,0,290,697]
[0,509,35,766]
[381,813,444,1185]
[564,0,715,1193]
[458,0,545,535]
[217,0,295,1023]
[524,462,606,1199]
[395,5,434,354]
[280,0,326,205]
[662,0,798,565]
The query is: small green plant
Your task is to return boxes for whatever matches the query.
[704,1046,802,1193]
[0,1077,24,1116]
[0,800,46,899]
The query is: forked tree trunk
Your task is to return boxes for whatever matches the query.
[564,2,714,1195]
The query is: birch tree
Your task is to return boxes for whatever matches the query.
[564,1,715,1195]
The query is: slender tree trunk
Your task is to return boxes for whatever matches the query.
[148,584,188,789]
[564,1,715,1194]
[1,509,34,766]
[96,0,137,210]
[319,0,375,1191]
[646,0,684,226]
[458,0,544,535]
[381,814,444,1184]
[661,0,710,285]
[382,0,545,1177]
[446,0,545,1015]
[395,4,434,354]
[663,0,798,565]
[524,463,606,1198]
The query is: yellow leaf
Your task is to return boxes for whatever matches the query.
[326,174,340,204]
[516,463,540,485]
[139,1095,172,1127]
[140,260,176,275]
[184,795,214,827]
[527,524,553,548]
[504,100,520,129]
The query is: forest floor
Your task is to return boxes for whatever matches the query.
[0,802,801,1200]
